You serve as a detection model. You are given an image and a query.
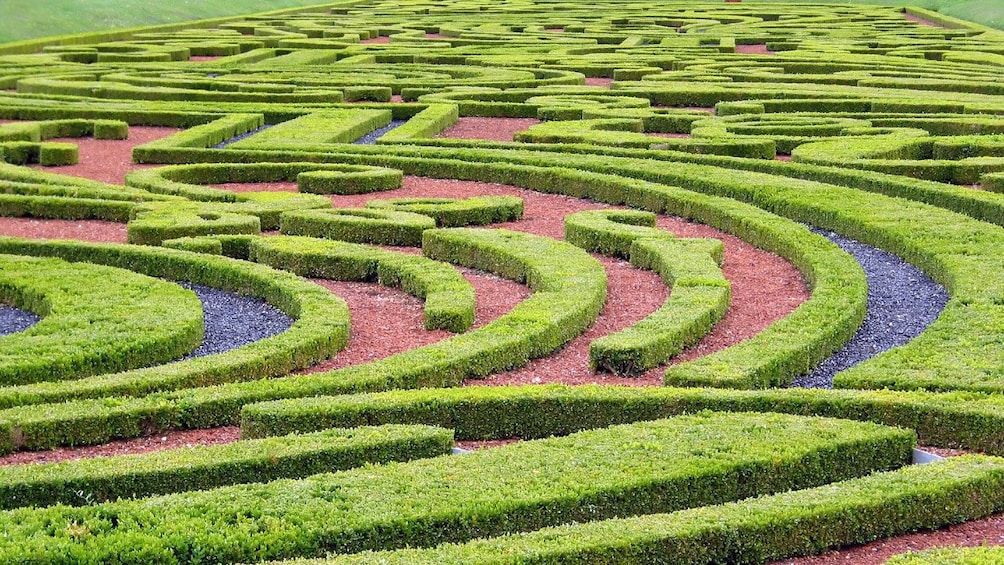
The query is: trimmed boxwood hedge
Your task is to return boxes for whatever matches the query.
[276,455,1004,565]
[0,424,453,509]
[0,238,350,417]
[249,235,476,332]
[0,254,204,386]
[239,384,1004,456]
[0,413,913,563]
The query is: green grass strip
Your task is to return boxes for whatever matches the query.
[0,413,913,563]
[0,424,453,510]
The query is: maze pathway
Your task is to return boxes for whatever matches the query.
[1,1,1004,563]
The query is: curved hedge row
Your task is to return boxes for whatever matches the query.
[0,238,350,415]
[0,254,204,385]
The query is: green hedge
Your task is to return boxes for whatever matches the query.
[297,166,403,194]
[0,424,452,509]
[365,195,523,227]
[0,227,605,449]
[277,456,1004,565]
[592,237,730,375]
[376,103,459,143]
[110,143,868,390]
[280,207,437,246]
[0,254,204,386]
[250,235,476,332]
[0,238,350,418]
[563,208,672,259]
[0,413,913,563]
[226,109,391,148]
[238,384,1004,456]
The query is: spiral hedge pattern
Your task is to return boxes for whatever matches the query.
[3,1,1004,562]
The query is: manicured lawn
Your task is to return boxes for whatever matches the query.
[0,0,340,43]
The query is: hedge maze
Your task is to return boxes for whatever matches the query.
[2,0,1004,562]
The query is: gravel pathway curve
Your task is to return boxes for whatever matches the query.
[0,304,40,337]
[178,282,294,360]
[791,227,949,388]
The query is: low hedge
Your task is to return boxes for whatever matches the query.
[376,103,459,143]
[887,547,1004,565]
[297,166,403,194]
[513,118,776,158]
[128,202,262,245]
[131,113,264,157]
[249,235,476,332]
[0,413,914,563]
[282,456,1004,565]
[592,237,730,375]
[238,384,1004,455]
[0,424,453,510]
[127,192,332,244]
[563,208,673,259]
[0,254,204,386]
[280,208,437,246]
[125,162,404,202]
[111,143,869,390]
[0,238,350,418]
[365,195,524,227]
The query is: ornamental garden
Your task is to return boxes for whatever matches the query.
[1,1,1004,563]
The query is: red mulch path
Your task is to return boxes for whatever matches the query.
[585,77,614,87]
[360,36,390,44]
[736,43,776,55]
[299,267,532,373]
[771,520,1004,565]
[437,117,541,141]
[187,56,222,62]
[649,132,693,139]
[30,125,180,184]
[0,427,241,466]
[776,154,793,161]
[0,217,127,243]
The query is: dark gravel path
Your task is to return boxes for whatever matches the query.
[0,304,40,336]
[790,227,948,388]
[213,125,274,149]
[354,120,407,144]
[178,282,294,360]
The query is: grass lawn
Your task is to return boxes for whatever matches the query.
[0,0,1001,43]
[0,0,341,43]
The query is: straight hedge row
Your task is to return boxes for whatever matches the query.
[0,424,452,510]
[239,383,1004,455]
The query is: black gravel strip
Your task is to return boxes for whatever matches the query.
[0,304,40,337]
[790,227,948,389]
[213,124,274,149]
[177,282,294,360]
[354,120,407,144]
